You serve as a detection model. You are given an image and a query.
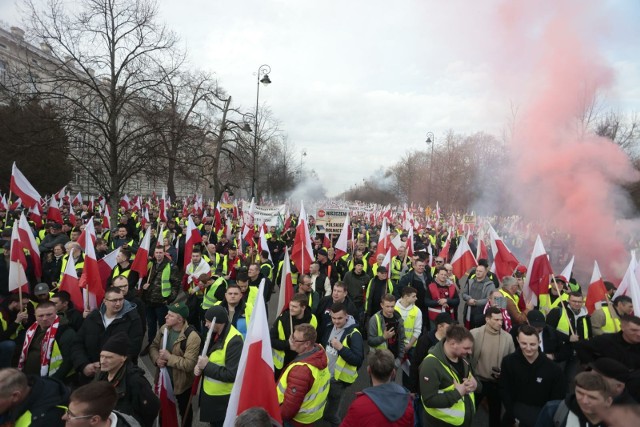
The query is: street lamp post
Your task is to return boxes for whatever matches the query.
[251,64,271,200]
[426,132,434,206]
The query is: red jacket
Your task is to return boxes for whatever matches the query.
[341,383,414,427]
[279,344,328,427]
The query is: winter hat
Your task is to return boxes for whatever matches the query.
[204,306,228,324]
[526,310,546,328]
[101,332,129,356]
[168,301,189,320]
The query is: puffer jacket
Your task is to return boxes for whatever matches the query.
[149,322,202,394]
[72,300,143,373]
[279,344,329,425]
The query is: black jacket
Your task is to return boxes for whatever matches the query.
[7,375,69,427]
[95,361,159,427]
[575,331,640,370]
[409,330,442,393]
[72,300,143,373]
[270,307,316,368]
[499,348,565,418]
[315,295,358,342]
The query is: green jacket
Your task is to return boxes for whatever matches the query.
[419,339,481,427]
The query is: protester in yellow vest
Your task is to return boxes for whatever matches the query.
[195,305,244,426]
[271,294,319,373]
[420,324,479,427]
[591,295,633,335]
[321,302,364,426]
[538,276,570,315]
[17,301,76,382]
[394,286,423,389]
[277,323,330,426]
[0,368,68,427]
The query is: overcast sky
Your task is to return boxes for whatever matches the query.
[2,0,639,197]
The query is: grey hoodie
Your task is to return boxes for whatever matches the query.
[362,382,412,422]
[325,315,356,374]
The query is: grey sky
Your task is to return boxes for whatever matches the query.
[3,0,639,197]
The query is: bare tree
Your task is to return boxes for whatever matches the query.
[13,0,179,221]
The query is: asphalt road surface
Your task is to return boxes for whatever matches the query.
[138,282,489,426]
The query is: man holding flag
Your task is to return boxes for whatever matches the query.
[149,301,201,427]
[195,305,244,427]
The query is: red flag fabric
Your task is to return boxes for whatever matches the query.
[77,221,97,252]
[131,227,152,285]
[102,204,111,230]
[334,213,350,260]
[18,212,42,280]
[523,235,554,305]
[8,225,29,293]
[585,261,606,314]
[98,248,120,288]
[488,224,520,281]
[406,226,415,257]
[242,199,256,248]
[371,218,390,266]
[72,192,82,207]
[223,280,282,426]
[214,202,222,232]
[291,202,314,275]
[28,204,42,227]
[438,231,451,262]
[59,249,84,310]
[451,236,477,279]
[276,249,294,315]
[183,215,203,271]
[477,238,488,261]
[159,189,168,223]
[47,196,64,225]
[10,162,41,209]
[79,228,105,307]
[156,329,180,427]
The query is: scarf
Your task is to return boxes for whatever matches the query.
[18,315,60,376]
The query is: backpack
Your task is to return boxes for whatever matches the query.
[179,325,198,353]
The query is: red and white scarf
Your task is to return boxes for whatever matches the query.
[18,316,60,376]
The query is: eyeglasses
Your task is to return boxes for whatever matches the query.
[65,409,96,420]
[435,260,444,264]
[105,298,124,303]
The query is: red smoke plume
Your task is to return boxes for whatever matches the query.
[495,0,639,277]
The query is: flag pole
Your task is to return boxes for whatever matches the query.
[184,317,216,426]
[4,190,12,229]
[550,275,576,337]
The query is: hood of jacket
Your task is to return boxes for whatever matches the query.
[362,382,411,422]
[100,298,137,320]
[292,344,328,370]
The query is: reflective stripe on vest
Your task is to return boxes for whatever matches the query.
[222,256,242,275]
[364,279,394,313]
[261,262,274,281]
[202,326,243,396]
[272,314,319,370]
[202,277,228,309]
[277,360,331,423]
[372,314,388,350]
[160,263,172,297]
[334,329,360,383]
[601,306,621,333]
[391,257,403,281]
[422,354,475,426]
[395,305,419,347]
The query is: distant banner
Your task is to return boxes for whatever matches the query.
[315,208,349,234]
[463,214,476,224]
[253,204,286,227]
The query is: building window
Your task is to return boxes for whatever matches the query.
[0,60,6,82]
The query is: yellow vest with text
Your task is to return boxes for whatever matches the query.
[277,360,331,424]
[422,354,475,426]
[202,326,243,396]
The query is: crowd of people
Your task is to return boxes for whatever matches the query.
[0,199,639,427]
